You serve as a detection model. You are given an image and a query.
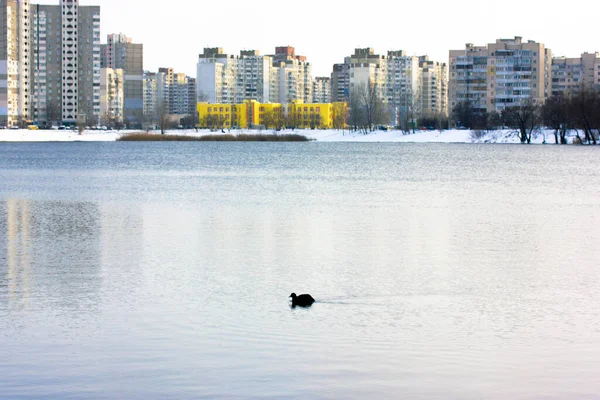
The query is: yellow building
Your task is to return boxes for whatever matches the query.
[197,100,347,129]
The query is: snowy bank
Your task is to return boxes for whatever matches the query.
[0,128,585,144]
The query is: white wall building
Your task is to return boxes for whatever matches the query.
[100,68,124,125]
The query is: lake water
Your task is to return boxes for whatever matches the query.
[0,142,599,399]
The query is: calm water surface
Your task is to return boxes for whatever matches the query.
[0,142,599,399]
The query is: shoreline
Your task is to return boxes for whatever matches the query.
[0,128,594,144]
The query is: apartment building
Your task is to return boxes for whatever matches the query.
[196,46,313,105]
[419,56,448,117]
[100,68,124,125]
[313,77,331,103]
[271,46,313,104]
[197,47,239,103]
[30,0,100,126]
[449,36,551,114]
[552,52,600,97]
[331,48,447,124]
[101,33,143,127]
[142,70,157,119]
[155,67,196,116]
[0,0,30,127]
[331,62,350,102]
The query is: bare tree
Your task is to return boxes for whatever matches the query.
[348,84,366,133]
[332,102,347,132]
[359,82,386,133]
[501,98,541,144]
[542,94,570,144]
[568,87,599,145]
[399,85,421,134]
[158,101,170,135]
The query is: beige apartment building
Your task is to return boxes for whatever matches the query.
[449,36,552,114]
[100,68,124,126]
[552,52,600,97]
[101,33,144,127]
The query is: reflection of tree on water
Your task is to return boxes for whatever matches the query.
[0,199,102,319]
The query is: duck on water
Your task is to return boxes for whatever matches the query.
[289,293,315,307]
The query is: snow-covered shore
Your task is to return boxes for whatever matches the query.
[0,128,584,144]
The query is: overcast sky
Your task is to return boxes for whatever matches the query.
[37,0,600,77]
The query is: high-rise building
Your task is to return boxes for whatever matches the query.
[30,0,100,126]
[197,47,238,104]
[101,33,143,127]
[313,77,331,103]
[419,56,448,117]
[271,46,313,104]
[196,46,313,105]
[156,67,196,116]
[448,36,551,114]
[331,62,350,103]
[100,68,124,126]
[0,0,31,127]
[331,48,447,123]
[551,52,600,97]
[142,70,157,119]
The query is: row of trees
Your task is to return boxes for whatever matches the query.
[347,82,435,134]
[452,87,600,144]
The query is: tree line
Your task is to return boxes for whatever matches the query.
[452,87,600,145]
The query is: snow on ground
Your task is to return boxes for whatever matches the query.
[0,128,578,144]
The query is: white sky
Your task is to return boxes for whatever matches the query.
[37,0,600,77]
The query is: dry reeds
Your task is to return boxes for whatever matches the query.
[117,133,311,142]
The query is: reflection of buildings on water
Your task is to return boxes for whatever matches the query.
[1,199,103,312]
[4,199,33,306]
[98,203,144,286]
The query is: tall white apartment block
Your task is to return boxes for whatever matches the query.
[197,48,237,103]
[333,48,445,122]
[313,77,331,103]
[237,50,273,103]
[60,0,78,122]
[449,36,551,114]
[419,56,449,117]
[0,0,31,127]
[142,70,157,118]
[272,46,313,104]
[196,46,312,105]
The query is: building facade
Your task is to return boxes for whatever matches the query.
[331,48,447,124]
[419,56,448,117]
[196,46,313,105]
[0,0,30,127]
[449,36,551,114]
[156,67,196,116]
[101,33,143,127]
[30,0,100,126]
[197,100,347,129]
[142,70,157,119]
[313,77,331,103]
[331,62,350,103]
[552,52,600,97]
[99,68,124,126]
